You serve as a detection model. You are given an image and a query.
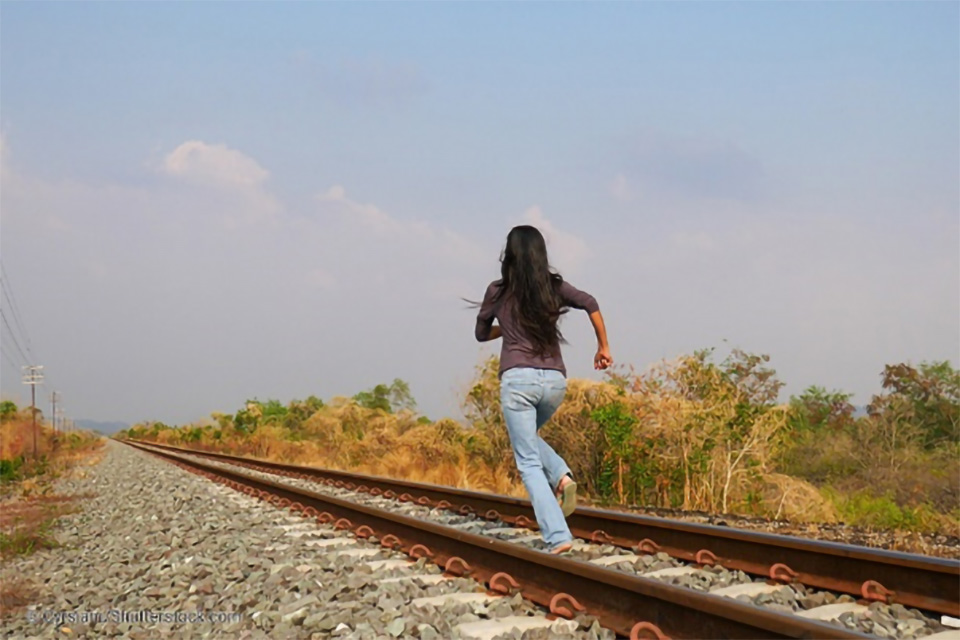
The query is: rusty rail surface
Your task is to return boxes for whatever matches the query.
[128,440,960,618]
[127,441,868,640]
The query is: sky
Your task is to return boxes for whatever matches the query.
[1,2,957,427]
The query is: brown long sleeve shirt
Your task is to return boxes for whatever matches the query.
[475,279,600,378]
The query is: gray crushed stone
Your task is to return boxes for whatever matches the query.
[0,442,617,639]
[176,448,952,640]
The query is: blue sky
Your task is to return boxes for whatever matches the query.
[1,2,957,425]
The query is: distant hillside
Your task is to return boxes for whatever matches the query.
[74,419,129,435]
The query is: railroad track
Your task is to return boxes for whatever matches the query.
[126,440,960,640]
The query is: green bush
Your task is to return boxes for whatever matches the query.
[822,487,947,532]
[0,456,24,484]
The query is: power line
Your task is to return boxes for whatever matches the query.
[1,344,28,374]
[1,329,29,366]
[1,347,22,369]
[0,308,31,366]
[0,261,34,360]
[0,263,57,421]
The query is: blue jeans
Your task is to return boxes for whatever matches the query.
[499,367,573,548]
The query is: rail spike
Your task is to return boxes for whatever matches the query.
[549,593,586,619]
[514,515,535,529]
[408,544,435,560]
[591,530,613,544]
[355,525,375,539]
[861,580,896,604]
[444,557,473,577]
[695,549,718,566]
[484,509,501,521]
[769,563,799,583]
[637,539,660,555]
[333,518,353,531]
[380,534,402,549]
[489,572,520,594]
[417,497,433,506]
[631,621,670,640]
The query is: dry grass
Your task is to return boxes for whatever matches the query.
[0,493,85,559]
[126,352,957,537]
[155,407,530,497]
[0,418,47,460]
[0,416,102,569]
[1,418,103,495]
[762,473,839,523]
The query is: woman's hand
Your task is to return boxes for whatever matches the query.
[588,311,612,370]
[594,346,613,370]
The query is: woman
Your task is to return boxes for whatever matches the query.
[474,225,612,554]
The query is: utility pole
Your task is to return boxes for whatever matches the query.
[51,391,59,434]
[22,365,44,458]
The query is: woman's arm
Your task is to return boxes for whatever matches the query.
[589,310,613,370]
[475,283,499,342]
[558,281,611,369]
[482,325,502,341]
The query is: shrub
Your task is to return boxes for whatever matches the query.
[1,456,24,484]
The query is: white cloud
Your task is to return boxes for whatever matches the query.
[520,206,590,274]
[162,140,280,225]
[318,184,397,234]
[316,184,486,266]
[162,141,269,188]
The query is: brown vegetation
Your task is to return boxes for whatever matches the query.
[119,350,959,537]
[0,494,82,559]
[0,404,103,574]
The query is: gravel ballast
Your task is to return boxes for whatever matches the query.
[170,447,954,640]
[0,441,615,640]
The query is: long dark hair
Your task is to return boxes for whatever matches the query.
[494,225,568,356]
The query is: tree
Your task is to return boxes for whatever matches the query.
[0,401,17,421]
[283,396,325,430]
[211,412,234,430]
[234,401,263,434]
[631,348,788,512]
[871,361,959,446]
[788,386,855,432]
[354,379,417,413]
[259,399,288,424]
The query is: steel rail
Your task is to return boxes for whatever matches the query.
[128,440,960,617]
[128,441,868,640]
